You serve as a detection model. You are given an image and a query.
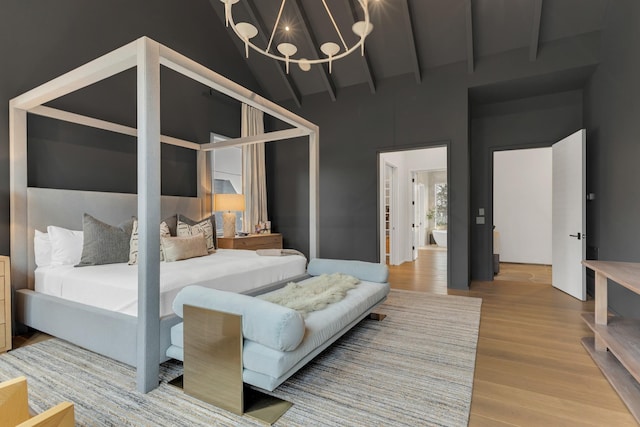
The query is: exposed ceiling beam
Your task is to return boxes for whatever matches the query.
[243,0,303,107]
[290,0,337,101]
[465,0,475,74]
[345,0,376,94]
[401,0,422,84]
[530,0,544,61]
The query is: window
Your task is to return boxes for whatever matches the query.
[211,134,243,235]
[434,183,447,228]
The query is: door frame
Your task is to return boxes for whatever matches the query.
[377,142,450,286]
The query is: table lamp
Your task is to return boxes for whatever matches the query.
[214,194,245,238]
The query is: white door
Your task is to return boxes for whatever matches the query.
[411,178,427,260]
[418,184,426,249]
[412,175,419,260]
[552,129,586,300]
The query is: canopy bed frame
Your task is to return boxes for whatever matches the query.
[9,37,319,393]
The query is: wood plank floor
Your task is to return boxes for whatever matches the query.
[387,246,448,293]
[13,251,637,425]
[495,262,553,284]
[389,250,637,426]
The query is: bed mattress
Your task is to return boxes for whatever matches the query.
[35,249,306,317]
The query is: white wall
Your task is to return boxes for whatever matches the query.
[380,147,447,265]
[494,147,552,264]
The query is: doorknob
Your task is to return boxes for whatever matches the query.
[569,232,582,240]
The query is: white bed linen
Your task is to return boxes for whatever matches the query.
[34,249,306,317]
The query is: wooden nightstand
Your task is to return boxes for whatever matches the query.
[0,256,11,353]
[217,233,283,250]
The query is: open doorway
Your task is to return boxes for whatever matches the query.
[493,147,552,284]
[412,170,447,256]
[492,130,586,300]
[379,146,448,290]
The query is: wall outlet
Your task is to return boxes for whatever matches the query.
[476,216,485,224]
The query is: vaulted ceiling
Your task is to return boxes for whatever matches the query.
[208,0,609,106]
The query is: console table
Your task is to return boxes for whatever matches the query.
[581,260,640,423]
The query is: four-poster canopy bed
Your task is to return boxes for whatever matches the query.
[9,36,319,392]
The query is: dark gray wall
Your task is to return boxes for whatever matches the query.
[268,32,601,290]
[470,90,584,280]
[0,0,262,255]
[3,0,631,297]
[265,136,311,255]
[584,0,640,317]
[270,66,472,289]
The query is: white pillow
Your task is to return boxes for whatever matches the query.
[47,225,84,266]
[34,230,53,268]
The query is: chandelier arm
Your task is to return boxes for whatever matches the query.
[266,0,287,54]
[321,0,348,51]
[225,0,370,66]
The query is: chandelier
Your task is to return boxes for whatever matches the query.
[220,0,374,74]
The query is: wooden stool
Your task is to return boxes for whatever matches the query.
[0,376,74,427]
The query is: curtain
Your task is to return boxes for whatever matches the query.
[241,103,267,233]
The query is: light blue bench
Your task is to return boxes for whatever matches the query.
[167,258,390,391]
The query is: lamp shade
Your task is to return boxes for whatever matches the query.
[214,193,245,211]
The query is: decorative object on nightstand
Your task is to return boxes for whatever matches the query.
[214,194,245,238]
[217,233,283,250]
[0,255,10,353]
[255,221,271,234]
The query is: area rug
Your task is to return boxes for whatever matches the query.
[0,290,481,426]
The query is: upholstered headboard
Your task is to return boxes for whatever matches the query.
[22,187,203,290]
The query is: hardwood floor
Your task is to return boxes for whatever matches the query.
[387,246,448,293]
[388,251,636,426]
[12,331,51,350]
[12,252,636,425]
[495,262,553,284]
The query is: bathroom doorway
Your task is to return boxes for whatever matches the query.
[411,170,447,258]
[379,145,449,289]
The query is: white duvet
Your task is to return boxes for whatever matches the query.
[35,249,306,317]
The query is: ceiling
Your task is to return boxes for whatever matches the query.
[208,0,609,106]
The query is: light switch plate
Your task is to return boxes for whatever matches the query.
[479,208,485,216]
[476,216,485,224]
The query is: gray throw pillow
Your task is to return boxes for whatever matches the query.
[177,214,217,249]
[163,214,178,236]
[76,214,134,267]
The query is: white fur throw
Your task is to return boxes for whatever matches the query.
[259,273,360,316]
